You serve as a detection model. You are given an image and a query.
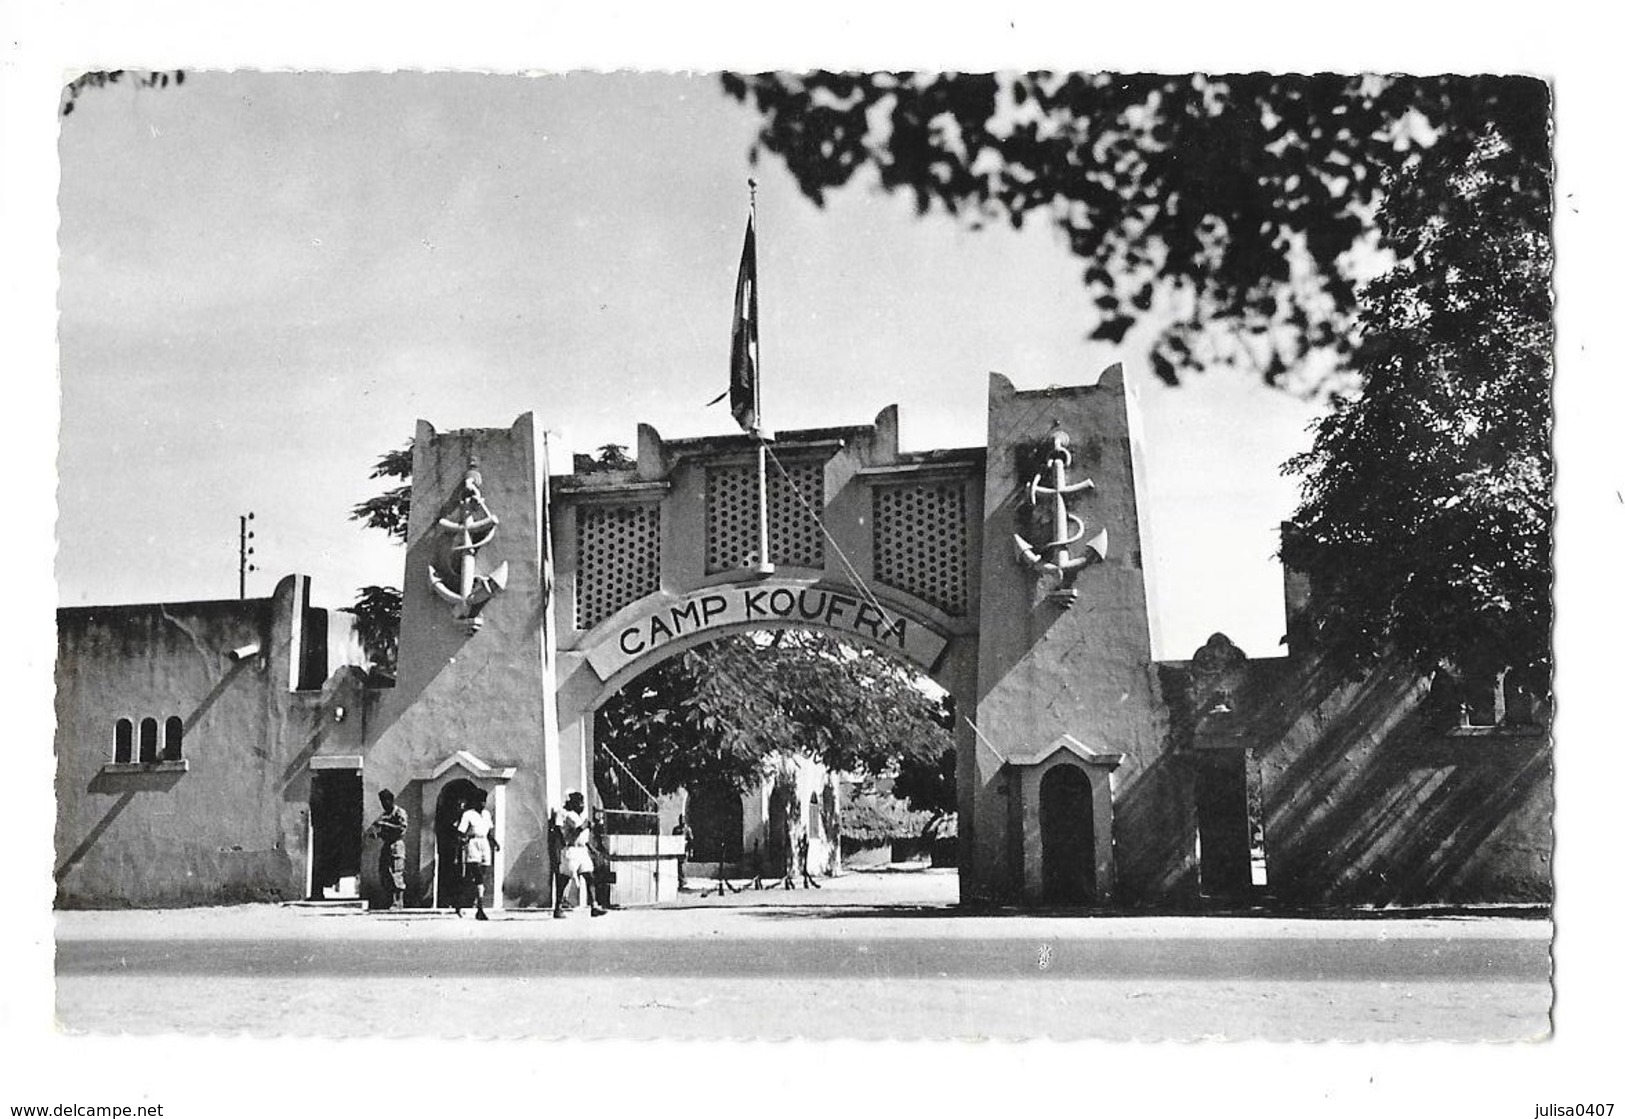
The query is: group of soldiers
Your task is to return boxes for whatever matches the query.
[364,787,608,917]
[366,788,825,912]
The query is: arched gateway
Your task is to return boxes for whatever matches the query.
[356,366,1165,909]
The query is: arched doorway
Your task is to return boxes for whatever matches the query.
[434,778,481,908]
[1040,764,1095,903]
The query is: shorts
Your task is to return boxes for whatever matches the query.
[379,844,407,891]
[562,847,594,877]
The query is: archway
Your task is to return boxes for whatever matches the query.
[434,778,481,908]
[586,624,962,905]
[1040,764,1095,903]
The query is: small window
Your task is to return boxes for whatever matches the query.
[163,716,184,761]
[138,717,159,764]
[114,718,133,764]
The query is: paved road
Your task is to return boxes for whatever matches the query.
[54,872,1552,1041]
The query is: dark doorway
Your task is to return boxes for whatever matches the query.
[1040,765,1095,903]
[309,769,362,899]
[766,784,791,876]
[1194,753,1252,899]
[687,780,743,866]
[434,778,481,907]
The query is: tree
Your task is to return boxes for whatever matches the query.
[889,698,958,833]
[595,630,953,804]
[61,70,185,116]
[342,443,413,676]
[574,443,635,474]
[1281,128,1552,684]
[349,442,413,544]
[343,442,646,675]
[721,72,1550,394]
[343,585,403,680]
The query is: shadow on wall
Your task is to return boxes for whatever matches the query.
[1111,748,1199,907]
[55,652,264,906]
[54,789,142,894]
[1186,651,1554,908]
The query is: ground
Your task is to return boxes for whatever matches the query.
[54,868,1552,1041]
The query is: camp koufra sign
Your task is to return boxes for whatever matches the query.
[584,582,948,680]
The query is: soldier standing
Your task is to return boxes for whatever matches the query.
[367,788,409,910]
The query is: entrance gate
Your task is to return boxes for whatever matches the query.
[364,366,1167,909]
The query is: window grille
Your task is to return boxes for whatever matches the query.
[872,481,970,615]
[706,461,825,573]
[575,504,661,631]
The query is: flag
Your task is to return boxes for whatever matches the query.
[727,214,759,432]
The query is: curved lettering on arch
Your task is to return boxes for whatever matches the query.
[583,581,948,681]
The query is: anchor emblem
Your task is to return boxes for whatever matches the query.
[428,457,510,632]
[1013,427,1108,605]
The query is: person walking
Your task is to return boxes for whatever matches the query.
[553,790,605,918]
[366,789,408,911]
[797,827,821,889]
[456,789,498,920]
[673,814,693,891]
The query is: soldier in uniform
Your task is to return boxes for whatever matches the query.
[552,791,605,918]
[367,788,409,910]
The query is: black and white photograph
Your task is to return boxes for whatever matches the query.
[5,6,1617,1118]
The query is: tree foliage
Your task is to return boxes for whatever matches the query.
[340,585,403,679]
[573,443,635,474]
[1282,128,1552,681]
[721,71,1550,393]
[889,721,957,825]
[344,442,414,673]
[349,442,414,545]
[61,70,185,116]
[595,631,953,804]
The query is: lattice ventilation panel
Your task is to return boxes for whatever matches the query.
[706,461,826,573]
[872,481,970,616]
[575,504,661,630]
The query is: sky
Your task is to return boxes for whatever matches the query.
[55,70,1323,661]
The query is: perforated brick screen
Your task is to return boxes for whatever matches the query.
[575,503,661,630]
[706,460,825,573]
[872,481,970,615]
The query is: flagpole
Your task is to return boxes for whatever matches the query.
[749,178,774,576]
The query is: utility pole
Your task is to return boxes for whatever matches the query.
[238,512,257,599]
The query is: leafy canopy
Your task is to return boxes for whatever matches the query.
[722,71,1550,394]
[349,443,414,545]
[1282,127,1552,680]
[61,70,185,116]
[340,585,403,679]
[595,630,953,805]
